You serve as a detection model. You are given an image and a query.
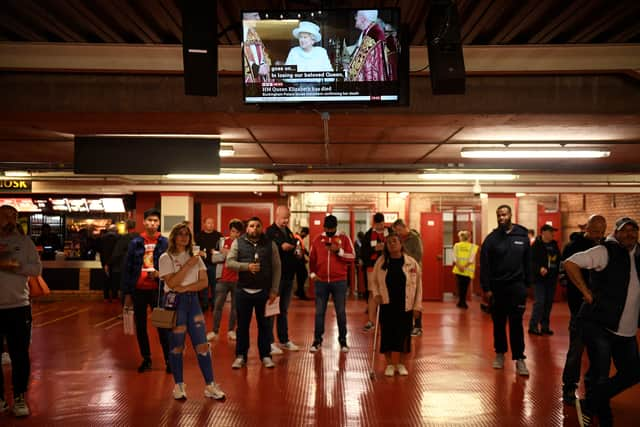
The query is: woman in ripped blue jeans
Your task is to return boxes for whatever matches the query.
[159,222,225,401]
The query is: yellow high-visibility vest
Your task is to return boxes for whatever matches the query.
[452,241,478,279]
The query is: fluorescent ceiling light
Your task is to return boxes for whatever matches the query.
[461,147,610,159]
[219,145,235,157]
[3,171,31,177]
[165,173,261,180]
[420,173,518,181]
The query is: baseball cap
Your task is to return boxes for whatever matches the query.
[540,224,558,233]
[615,217,638,231]
[323,215,338,228]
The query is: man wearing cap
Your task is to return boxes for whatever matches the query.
[347,9,390,81]
[528,224,561,336]
[308,215,355,353]
[0,205,41,417]
[564,217,640,427]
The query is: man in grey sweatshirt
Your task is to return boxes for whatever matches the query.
[0,205,42,417]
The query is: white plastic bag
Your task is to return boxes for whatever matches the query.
[123,307,135,335]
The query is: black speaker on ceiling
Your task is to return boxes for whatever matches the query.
[181,0,218,96]
[426,0,466,95]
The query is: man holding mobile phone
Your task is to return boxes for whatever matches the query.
[122,208,170,374]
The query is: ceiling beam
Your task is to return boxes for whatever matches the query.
[15,0,87,42]
[1,43,639,74]
[0,11,47,42]
[608,21,640,43]
[528,1,598,44]
[490,0,552,44]
[460,0,492,43]
[462,0,511,44]
[569,2,636,43]
[99,1,155,43]
[139,1,182,43]
[67,0,126,43]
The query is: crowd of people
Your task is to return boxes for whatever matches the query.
[1,201,638,425]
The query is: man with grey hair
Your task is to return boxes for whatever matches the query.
[347,9,390,81]
[0,205,42,417]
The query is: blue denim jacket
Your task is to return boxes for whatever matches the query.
[121,234,168,295]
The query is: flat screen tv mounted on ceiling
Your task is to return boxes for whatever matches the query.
[242,8,408,105]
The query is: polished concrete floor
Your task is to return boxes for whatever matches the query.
[2,294,639,426]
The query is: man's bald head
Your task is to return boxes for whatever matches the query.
[275,206,290,228]
[585,214,607,242]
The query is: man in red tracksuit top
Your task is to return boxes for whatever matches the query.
[308,215,355,353]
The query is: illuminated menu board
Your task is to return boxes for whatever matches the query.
[0,198,40,212]
[31,198,126,213]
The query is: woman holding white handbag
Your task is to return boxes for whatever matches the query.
[159,222,225,401]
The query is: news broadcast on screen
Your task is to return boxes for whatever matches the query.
[242,8,406,104]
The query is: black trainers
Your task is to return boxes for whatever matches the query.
[137,358,152,373]
[562,387,576,405]
[541,328,554,335]
[165,363,172,374]
[576,399,593,427]
[528,327,542,336]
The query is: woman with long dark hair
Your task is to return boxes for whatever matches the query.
[158,222,225,401]
[370,234,422,376]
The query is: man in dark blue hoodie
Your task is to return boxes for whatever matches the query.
[480,205,532,376]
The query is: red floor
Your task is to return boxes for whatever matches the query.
[3,295,639,426]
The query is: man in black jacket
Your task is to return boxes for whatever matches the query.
[559,214,606,405]
[564,217,640,427]
[480,205,532,376]
[528,224,561,335]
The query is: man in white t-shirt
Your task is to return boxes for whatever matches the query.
[564,217,640,427]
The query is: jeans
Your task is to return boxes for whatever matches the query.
[313,280,348,345]
[561,309,585,389]
[133,288,170,364]
[582,319,640,424]
[235,288,271,360]
[0,306,31,396]
[103,270,120,300]
[529,280,557,330]
[212,281,237,333]
[268,278,293,344]
[491,283,527,360]
[169,292,214,384]
[199,266,216,309]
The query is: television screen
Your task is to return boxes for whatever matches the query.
[242,8,407,104]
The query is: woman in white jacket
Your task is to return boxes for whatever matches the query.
[370,234,422,376]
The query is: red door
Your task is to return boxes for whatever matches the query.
[420,212,444,301]
[308,212,328,244]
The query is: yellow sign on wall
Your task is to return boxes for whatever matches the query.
[0,180,32,191]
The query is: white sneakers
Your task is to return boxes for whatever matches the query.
[12,394,29,417]
[340,345,349,353]
[227,330,237,341]
[208,331,236,341]
[516,359,530,376]
[270,343,284,355]
[281,341,300,351]
[492,353,505,369]
[384,365,395,376]
[1,352,10,365]
[262,357,275,368]
[206,332,218,341]
[396,364,409,376]
[204,383,226,400]
[173,383,187,400]
[231,357,245,369]
[174,383,225,400]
